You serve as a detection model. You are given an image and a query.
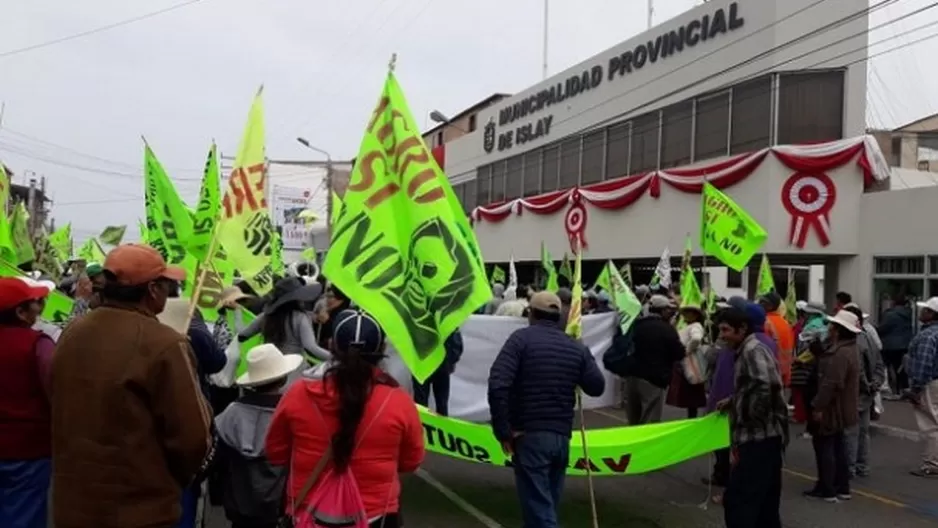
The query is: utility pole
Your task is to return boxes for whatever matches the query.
[26,177,37,238]
[647,0,654,30]
[542,0,549,80]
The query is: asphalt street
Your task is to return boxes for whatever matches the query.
[202,402,938,528]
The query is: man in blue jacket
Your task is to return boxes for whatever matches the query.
[487,291,606,528]
[412,330,463,416]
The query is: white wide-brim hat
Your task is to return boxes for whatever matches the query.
[236,343,304,387]
[157,298,191,335]
[826,310,862,334]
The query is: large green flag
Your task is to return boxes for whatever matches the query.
[33,228,62,281]
[594,261,612,292]
[188,143,221,262]
[99,225,127,246]
[77,238,107,264]
[558,253,573,282]
[144,143,194,268]
[609,262,643,335]
[48,223,72,261]
[10,201,34,265]
[490,265,506,285]
[323,70,490,383]
[700,182,766,272]
[756,253,775,295]
[0,164,15,263]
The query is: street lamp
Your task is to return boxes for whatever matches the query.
[428,110,469,134]
[296,137,334,241]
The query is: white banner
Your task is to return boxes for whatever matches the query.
[271,185,312,249]
[383,313,619,421]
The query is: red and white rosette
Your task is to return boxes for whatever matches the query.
[781,172,837,248]
[564,192,588,254]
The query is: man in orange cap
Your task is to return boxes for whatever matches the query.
[0,276,54,528]
[51,244,213,528]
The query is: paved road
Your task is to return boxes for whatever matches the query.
[204,404,938,527]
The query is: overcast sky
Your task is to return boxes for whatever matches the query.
[1,0,935,244]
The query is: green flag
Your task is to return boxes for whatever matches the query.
[323,70,490,384]
[144,143,194,267]
[784,268,798,325]
[48,223,72,261]
[10,201,34,265]
[33,228,62,281]
[594,261,612,292]
[679,234,701,308]
[188,143,221,262]
[700,182,766,271]
[0,165,14,263]
[620,262,633,287]
[99,225,127,246]
[756,253,775,296]
[137,218,149,243]
[558,253,573,282]
[490,265,506,285]
[609,261,642,334]
[540,242,559,292]
[77,238,107,264]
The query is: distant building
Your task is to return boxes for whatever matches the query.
[870,113,938,172]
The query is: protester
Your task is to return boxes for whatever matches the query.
[805,310,860,503]
[905,297,938,477]
[792,302,829,434]
[0,277,55,528]
[760,291,795,389]
[620,294,685,425]
[266,310,424,527]
[667,303,706,418]
[212,284,254,352]
[51,244,213,528]
[879,294,914,397]
[412,330,463,416]
[595,290,613,313]
[239,276,328,366]
[215,344,301,528]
[556,287,573,327]
[483,283,506,315]
[495,297,528,317]
[487,291,605,528]
[843,304,885,477]
[62,263,105,327]
[794,300,808,336]
[583,290,598,314]
[717,307,788,528]
[313,283,352,348]
[847,302,883,353]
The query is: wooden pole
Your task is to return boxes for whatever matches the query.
[577,392,600,528]
[182,222,222,330]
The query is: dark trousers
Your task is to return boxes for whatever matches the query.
[812,431,850,497]
[512,431,569,528]
[412,365,451,416]
[883,349,908,392]
[0,458,50,528]
[724,437,783,528]
[712,448,731,486]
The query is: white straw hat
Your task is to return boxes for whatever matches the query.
[236,344,304,387]
[826,310,862,334]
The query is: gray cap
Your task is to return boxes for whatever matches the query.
[597,291,611,303]
[803,301,826,315]
[556,287,573,305]
[648,294,676,310]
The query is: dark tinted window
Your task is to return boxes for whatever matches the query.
[581,130,605,185]
[778,70,845,145]
[491,161,506,203]
[660,100,693,168]
[559,137,580,188]
[631,112,660,172]
[476,164,492,205]
[505,156,523,201]
[694,91,730,161]
[542,144,560,192]
[523,150,542,197]
[605,121,631,179]
[730,76,772,154]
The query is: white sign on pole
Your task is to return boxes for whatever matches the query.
[271,185,312,249]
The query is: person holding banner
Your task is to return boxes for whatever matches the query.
[487,291,605,528]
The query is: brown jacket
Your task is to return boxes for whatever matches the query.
[811,339,860,435]
[51,303,213,528]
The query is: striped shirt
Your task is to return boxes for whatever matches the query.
[731,333,790,446]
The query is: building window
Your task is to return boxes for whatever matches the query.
[505,155,523,201]
[730,76,772,154]
[475,165,492,206]
[891,136,902,166]
[542,144,560,192]
[660,100,693,168]
[468,114,477,132]
[580,130,605,185]
[463,177,478,213]
[778,70,845,145]
[451,182,464,210]
[436,131,444,147]
[523,150,542,196]
[874,256,925,275]
[559,137,580,188]
[631,112,660,173]
[694,91,730,161]
[726,267,743,288]
[605,121,631,179]
[491,161,507,203]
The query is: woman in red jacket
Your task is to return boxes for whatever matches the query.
[266,310,424,527]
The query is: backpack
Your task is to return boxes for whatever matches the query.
[603,323,637,377]
[288,389,393,528]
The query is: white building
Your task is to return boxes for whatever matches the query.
[421,0,938,317]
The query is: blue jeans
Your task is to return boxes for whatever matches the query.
[0,458,51,528]
[176,486,198,528]
[511,431,569,528]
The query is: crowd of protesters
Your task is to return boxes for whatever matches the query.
[2,248,938,528]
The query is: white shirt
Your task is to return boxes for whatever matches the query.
[679,321,705,355]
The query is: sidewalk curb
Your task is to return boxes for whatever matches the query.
[871,422,920,442]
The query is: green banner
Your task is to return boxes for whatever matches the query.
[540,242,559,291]
[49,223,72,261]
[99,225,127,246]
[188,143,221,262]
[10,201,35,265]
[323,71,490,384]
[420,408,729,476]
[700,182,767,272]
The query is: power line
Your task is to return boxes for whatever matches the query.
[0,0,208,60]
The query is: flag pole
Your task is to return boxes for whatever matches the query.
[182,221,222,330]
[571,235,600,528]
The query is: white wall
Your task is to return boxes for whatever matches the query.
[443,0,868,179]
[473,153,867,262]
